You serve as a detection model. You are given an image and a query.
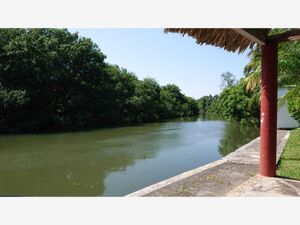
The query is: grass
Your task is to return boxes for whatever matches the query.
[277,128,300,180]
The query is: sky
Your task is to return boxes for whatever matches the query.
[68,29,251,99]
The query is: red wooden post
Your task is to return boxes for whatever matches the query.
[260,42,278,177]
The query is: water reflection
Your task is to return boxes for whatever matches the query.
[0,128,160,196]
[0,118,259,196]
[218,122,259,156]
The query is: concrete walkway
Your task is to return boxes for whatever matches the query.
[127,130,300,197]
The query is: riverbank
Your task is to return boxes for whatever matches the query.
[127,130,300,196]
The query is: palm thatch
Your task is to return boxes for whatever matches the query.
[164,28,271,53]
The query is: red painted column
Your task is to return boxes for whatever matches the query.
[260,42,278,177]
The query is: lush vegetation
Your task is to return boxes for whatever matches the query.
[277,128,300,180]
[1,28,299,133]
[198,30,300,126]
[0,29,199,134]
[197,72,260,125]
[196,94,218,114]
[242,29,300,125]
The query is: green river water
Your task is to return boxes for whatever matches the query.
[0,117,259,196]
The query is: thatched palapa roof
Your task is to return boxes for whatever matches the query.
[164,29,274,53]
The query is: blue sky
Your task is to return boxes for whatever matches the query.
[68,29,250,99]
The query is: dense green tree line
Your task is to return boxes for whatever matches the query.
[208,82,260,125]
[0,29,199,134]
[198,30,300,126]
[196,94,218,114]
[197,72,260,126]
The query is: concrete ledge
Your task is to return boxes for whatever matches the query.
[276,130,290,163]
[126,159,226,197]
[223,137,260,164]
[126,130,290,197]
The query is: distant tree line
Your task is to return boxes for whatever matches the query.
[0,29,199,134]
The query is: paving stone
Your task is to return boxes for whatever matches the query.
[144,162,258,196]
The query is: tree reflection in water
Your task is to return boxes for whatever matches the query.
[0,117,260,196]
[218,122,259,157]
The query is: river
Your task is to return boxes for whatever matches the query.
[0,117,259,196]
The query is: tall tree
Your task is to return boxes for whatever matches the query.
[220,71,237,90]
[160,84,185,118]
